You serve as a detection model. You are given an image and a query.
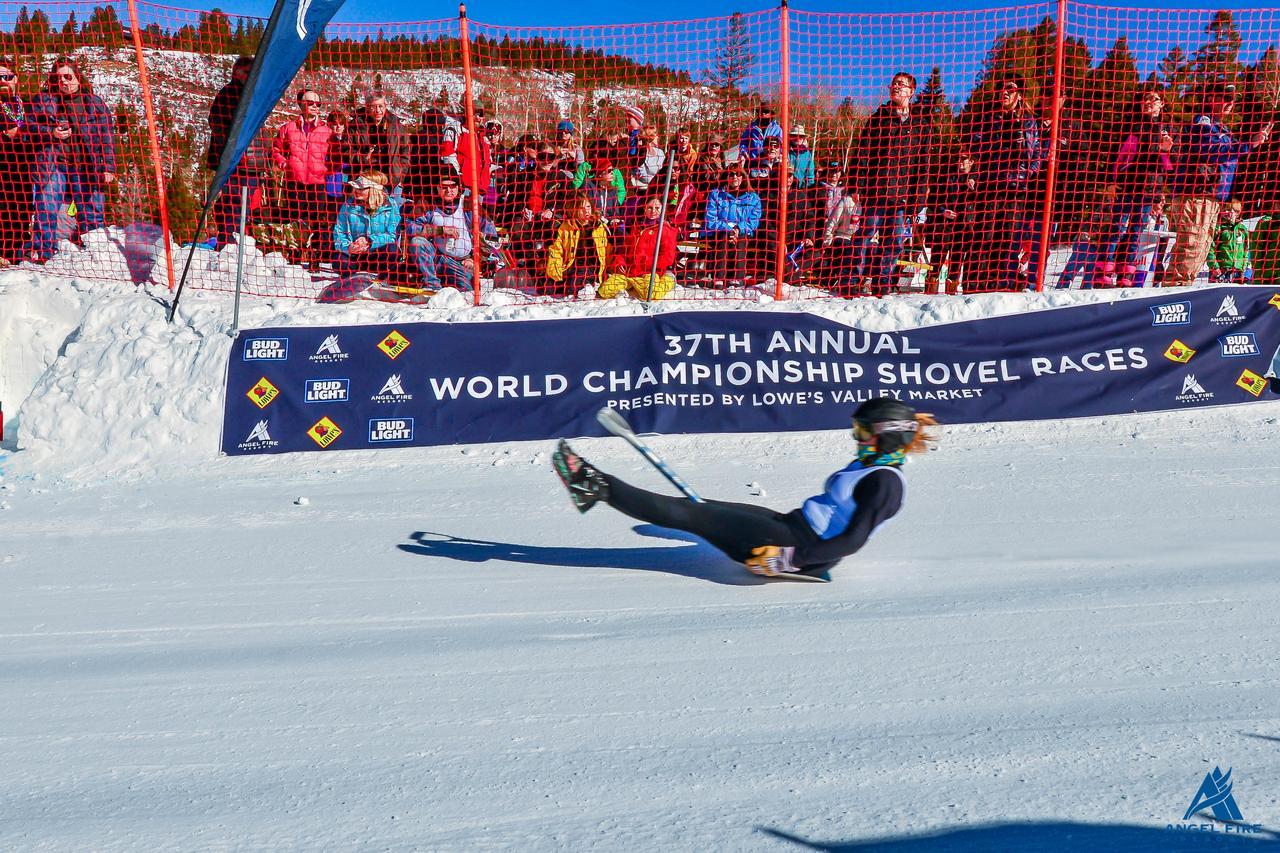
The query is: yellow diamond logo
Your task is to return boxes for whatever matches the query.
[247,376,279,409]
[1269,293,1280,310]
[1163,340,1195,363]
[307,416,343,448]
[1237,369,1267,397]
[377,330,411,360]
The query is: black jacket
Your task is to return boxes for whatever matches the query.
[851,103,933,210]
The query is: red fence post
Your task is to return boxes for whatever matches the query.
[459,4,484,306]
[1036,0,1068,293]
[126,0,176,291]
[775,0,790,299]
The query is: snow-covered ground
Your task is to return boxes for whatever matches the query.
[2,270,1278,850]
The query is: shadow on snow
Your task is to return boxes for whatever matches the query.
[398,524,766,585]
[758,822,1278,851]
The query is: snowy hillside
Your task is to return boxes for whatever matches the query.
[1,272,1278,850]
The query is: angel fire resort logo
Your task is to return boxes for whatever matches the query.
[1211,295,1244,325]
[1152,302,1191,326]
[1175,374,1214,404]
[1219,333,1260,358]
[1237,369,1268,397]
[247,377,280,409]
[372,374,413,403]
[1163,340,1195,364]
[309,334,350,364]
[1167,766,1262,835]
[307,416,343,448]
[378,330,411,360]
[237,419,279,451]
[242,337,289,361]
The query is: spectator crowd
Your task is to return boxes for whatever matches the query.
[0,51,1275,300]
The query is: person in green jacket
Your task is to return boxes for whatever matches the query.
[1208,199,1251,283]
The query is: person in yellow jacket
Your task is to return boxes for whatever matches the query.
[599,194,679,300]
[545,191,609,294]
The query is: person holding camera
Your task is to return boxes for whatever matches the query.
[29,56,116,263]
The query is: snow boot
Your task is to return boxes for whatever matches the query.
[1091,260,1116,289]
[552,440,610,513]
[1118,264,1137,288]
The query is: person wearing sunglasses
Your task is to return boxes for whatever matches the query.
[29,56,116,263]
[847,72,932,295]
[0,56,33,266]
[271,89,334,250]
[962,71,1049,292]
[553,398,938,581]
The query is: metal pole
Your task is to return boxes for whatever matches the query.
[644,145,677,305]
[1036,0,1068,293]
[232,183,249,334]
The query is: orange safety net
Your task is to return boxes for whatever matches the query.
[1,2,1278,303]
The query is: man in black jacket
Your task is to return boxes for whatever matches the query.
[850,72,933,294]
[350,91,409,191]
[205,55,253,245]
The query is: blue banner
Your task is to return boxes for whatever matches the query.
[207,0,348,206]
[221,288,1280,455]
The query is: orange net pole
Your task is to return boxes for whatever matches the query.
[1034,0,1067,293]
[126,0,175,291]
[775,0,790,298]
[458,4,483,307]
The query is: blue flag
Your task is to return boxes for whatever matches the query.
[206,0,348,206]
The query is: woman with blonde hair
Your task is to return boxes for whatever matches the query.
[545,190,609,294]
[333,169,401,279]
[553,398,938,581]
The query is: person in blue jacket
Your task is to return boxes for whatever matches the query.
[553,399,938,580]
[702,166,762,286]
[333,172,402,279]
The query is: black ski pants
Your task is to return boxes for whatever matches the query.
[603,474,814,563]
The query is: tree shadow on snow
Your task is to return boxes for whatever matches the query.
[758,822,1277,852]
[398,525,766,585]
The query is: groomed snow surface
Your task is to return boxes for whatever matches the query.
[1,271,1278,851]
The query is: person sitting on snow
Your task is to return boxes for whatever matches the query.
[552,399,938,580]
[333,171,402,280]
[598,193,679,301]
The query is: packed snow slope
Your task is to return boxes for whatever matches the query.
[1,271,1278,851]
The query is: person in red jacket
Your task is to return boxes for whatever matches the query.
[271,89,332,232]
[456,111,492,208]
[599,193,679,300]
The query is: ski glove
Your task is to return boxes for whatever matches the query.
[745,545,799,577]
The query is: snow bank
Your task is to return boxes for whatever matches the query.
[0,260,1256,483]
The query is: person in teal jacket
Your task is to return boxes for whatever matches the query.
[333,171,402,278]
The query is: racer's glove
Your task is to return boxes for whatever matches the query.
[745,545,799,577]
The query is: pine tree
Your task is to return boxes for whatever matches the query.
[704,12,754,125]
[1190,10,1243,86]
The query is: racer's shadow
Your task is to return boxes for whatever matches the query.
[398,525,766,585]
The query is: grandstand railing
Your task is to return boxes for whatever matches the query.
[0,1,1275,304]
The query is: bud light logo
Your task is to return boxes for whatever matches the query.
[1219,333,1260,358]
[304,378,350,403]
[368,418,414,442]
[243,337,289,360]
[1151,302,1190,326]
